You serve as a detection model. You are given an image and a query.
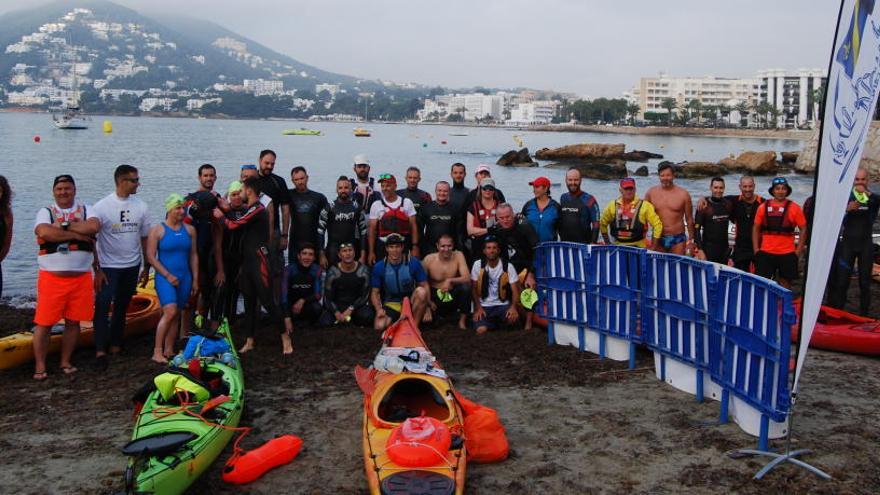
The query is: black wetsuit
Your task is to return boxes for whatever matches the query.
[449,181,471,257]
[257,172,289,233]
[218,206,246,320]
[492,221,539,274]
[727,194,764,272]
[694,197,732,264]
[223,202,284,338]
[186,190,222,320]
[287,188,328,262]
[282,263,323,323]
[319,263,375,326]
[0,211,5,298]
[418,201,458,254]
[319,197,368,265]
[397,187,432,214]
[828,190,880,315]
[558,190,601,244]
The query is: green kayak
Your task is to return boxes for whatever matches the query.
[121,321,244,495]
[282,128,321,135]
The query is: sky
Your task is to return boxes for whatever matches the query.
[0,0,841,97]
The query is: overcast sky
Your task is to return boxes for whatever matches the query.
[1,0,841,97]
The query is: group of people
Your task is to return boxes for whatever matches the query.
[4,153,878,380]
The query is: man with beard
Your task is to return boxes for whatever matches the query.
[320,243,374,327]
[558,168,600,244]
[697,175,764,272]
[368,174,419,263]
[449,162,470,257]
[422,234,471,329]
[418,181,459,254]
[397,166,432,215]
[256,150,290,251]
[644,163,695,255]
[184,164,225,330]
[287,166,328,263]
[471,237,521,335]
[318,176,368,267]
[370,234,429,331]
[282,243,323,331]
[693,177,732,264]
[351,154,382,214]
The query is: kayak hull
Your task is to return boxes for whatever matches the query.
[0,290,161,370]
[792,301,880,356]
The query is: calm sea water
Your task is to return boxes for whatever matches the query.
[0,112,808,299]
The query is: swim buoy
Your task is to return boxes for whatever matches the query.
[223,435,303,484]
[34,135,41,143]
[386,416,451,467]
[441,140,447,145]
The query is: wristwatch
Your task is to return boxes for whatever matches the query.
[61,221,70,231]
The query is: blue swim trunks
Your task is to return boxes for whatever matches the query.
[660,233,688,250]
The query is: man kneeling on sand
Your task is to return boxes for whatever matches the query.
[422,234,471,329]
[370,233,429,331]
[471,237,521,334]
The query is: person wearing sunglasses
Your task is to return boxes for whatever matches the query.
[85,164,152,369]
[752,176,808,290]
[368,173,419,264]
[600,177,663,248]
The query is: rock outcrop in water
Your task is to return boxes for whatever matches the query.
[544,160,628,180]
[496,148,537,167]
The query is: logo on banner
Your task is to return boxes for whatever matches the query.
[830,0,880,182]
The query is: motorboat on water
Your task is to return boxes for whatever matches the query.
[354,128,371,137]
[53,104,89,129]
[282,128,321,136]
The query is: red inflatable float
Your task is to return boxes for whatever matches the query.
[385,416,451,467]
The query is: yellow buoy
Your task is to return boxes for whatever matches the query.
[103,120,113,133]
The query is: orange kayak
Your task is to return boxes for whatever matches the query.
[356,298,467,495]
[792,299,880,356]
[0,289,161,370]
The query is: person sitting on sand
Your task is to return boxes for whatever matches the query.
[146,193,198,364]
[320,243,375,326]
[471,237,521,335]
[644,163,694,254]
[370,233,429,331]
[490,203,539,330]
[421,234,471,329]
[600,177,663,248]
[32,175,98,379]
[281,243,323,332]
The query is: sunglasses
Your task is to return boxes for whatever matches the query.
[772,178,787,185]
[481,185,495,191]
[378,173,395,181]
[339,242,354,249]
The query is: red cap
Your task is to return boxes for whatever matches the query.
[619,177,636,188]
[529,176,551,188]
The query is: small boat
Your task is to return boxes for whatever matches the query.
[282,128,321,136]
[448,132,469,137]
[354,128,371,137]
[121,320,244,495]
[0,289,161,370]
[53,104,90,129]
[356,298,467,495]
[792,299,880,356]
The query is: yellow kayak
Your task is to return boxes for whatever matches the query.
[0,286,161,370]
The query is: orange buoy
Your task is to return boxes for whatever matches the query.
[34,135,41,143]
[385,416,451,467]
[222,435,303,484]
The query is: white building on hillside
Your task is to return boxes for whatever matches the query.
[315,83,340,96]
[139,97,175,112]
[506,101,559,125]
[244,79,283,96]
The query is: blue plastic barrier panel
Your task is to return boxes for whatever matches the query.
[535,242,589,325]
[586,245,642,341]
[713,265,793,443]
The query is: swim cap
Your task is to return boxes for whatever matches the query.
[520,288,538,310]
[164,193,185,212]
[227,180,243,195]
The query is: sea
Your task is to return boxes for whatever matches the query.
[0,112,808,300]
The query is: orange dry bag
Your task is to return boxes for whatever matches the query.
[222,435,303,484]
[454,391,509,463]
[386,416,451,467]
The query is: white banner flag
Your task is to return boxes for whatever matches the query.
[794,0,880,391]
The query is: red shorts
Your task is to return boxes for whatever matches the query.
[34,271,95,326]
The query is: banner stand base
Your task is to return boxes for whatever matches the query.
[728,448,832,480]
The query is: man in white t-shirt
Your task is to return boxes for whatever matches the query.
[470,236,521,334]
[84,164,152,367]
[31,174,98,380]
[368,173,419,264]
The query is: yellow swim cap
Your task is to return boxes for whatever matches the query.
[227,180,243,195]
[164,193,185,212]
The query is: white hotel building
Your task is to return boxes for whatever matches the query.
[756,68,826,128]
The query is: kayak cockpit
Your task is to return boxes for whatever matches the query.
[378,378,451,423]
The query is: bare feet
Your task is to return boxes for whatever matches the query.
[152,348,168,364]
[33,370,48,381]
[238,338,255,354]
[109,346,122,355]
[458,315,468,331]
[281,333,293,355]
[60,365,78,375]
[475,326,488,335]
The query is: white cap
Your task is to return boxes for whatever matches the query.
[476,163,491,174]
[353,154,370,166]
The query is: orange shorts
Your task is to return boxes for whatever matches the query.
[34,270,95,327]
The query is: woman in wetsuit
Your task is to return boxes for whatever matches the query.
[146,193,198,364]
[215,178,291,354]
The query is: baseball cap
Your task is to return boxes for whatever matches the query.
[385,233,406,245]
[476,164,491,174]
[378,173,397,184]
[529,177,551,188]
[620,177,636,189]
[481,178,496,190]
[353,154,370,166]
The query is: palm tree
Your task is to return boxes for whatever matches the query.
[734,101,750,127]
[660,97,676,126]
[626,102,640,125]
[717,103,731,126]
[687,99,703,125]
[702,104,718,126]
[751,101,766,128]
[768,106,782,128]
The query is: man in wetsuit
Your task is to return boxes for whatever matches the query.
[418,181,459,254]
[645,163,694,255]
[320,243,374,326]
[215,178,290,354]
[449,162,471,258]
[282,243,323,331]
[558,167,600,244]
[828,168,879,315]
[600,178,663,248]
[256,150,290,271]
[319,176,368,267]
[368,174,419,264]
[698,175,764,272]
[184,164,225,330]
[693,177,732,264]
[287,166,328,263]
[397,166,432,216]
[351,154,382,214]
[491,203,540,329]
[752,177,808,290]
[422,234,471,329]
[370,234,429,331]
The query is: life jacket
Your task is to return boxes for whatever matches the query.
[471,199,497,228]
[378,198,411,238]
[760,200,795,236]
[37,203,93,255]
[475,258,511,302]
[383,257,415,297]
[610,200,645,243]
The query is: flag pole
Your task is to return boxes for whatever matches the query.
[728,0,845,480]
